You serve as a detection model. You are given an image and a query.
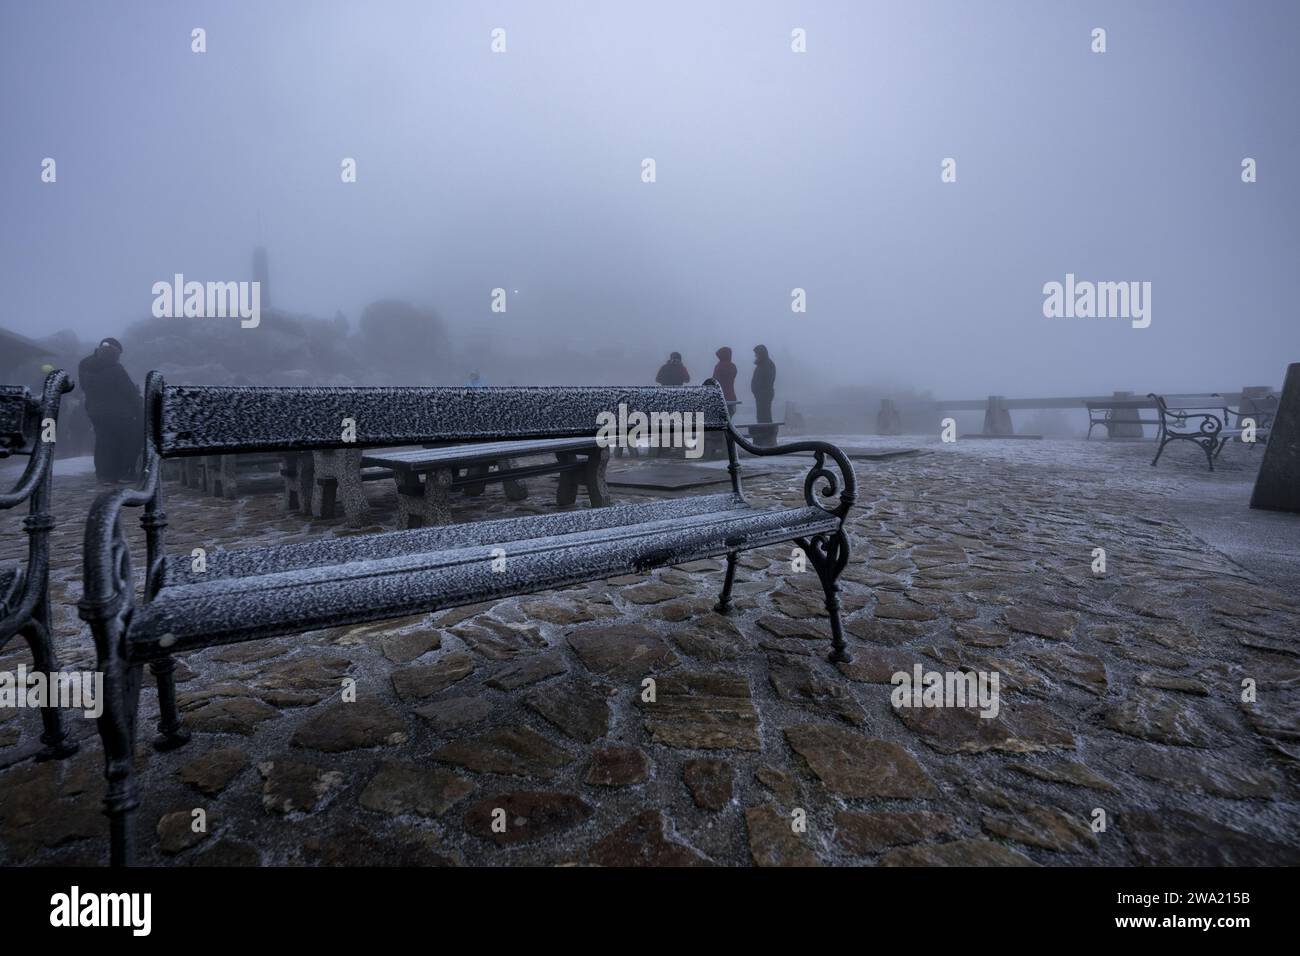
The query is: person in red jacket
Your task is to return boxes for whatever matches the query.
[711,346,738,414]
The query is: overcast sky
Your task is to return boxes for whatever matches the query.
[2,0,1297,397]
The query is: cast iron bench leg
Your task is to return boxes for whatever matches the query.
[799,530,853,663]
[149,657,191,751]
[1150,437,1169,467]
[21,615,78,760]
[714,550,738,614]
[94,638,144,866]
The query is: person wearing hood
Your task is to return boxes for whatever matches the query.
[712,347,738,414]
[77,337,143,482]
[655,352,690,386]
[751,344,776,424]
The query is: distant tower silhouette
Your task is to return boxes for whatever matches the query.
[253,246,270,312]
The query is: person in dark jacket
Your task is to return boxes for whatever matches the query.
[77,337,143,482]
[711,347,738,413]
[750,344,776,423]
[655,352,690,386]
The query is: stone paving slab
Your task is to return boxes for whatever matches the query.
[1,437,1297,866]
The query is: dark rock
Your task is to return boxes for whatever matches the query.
[463,791,594,846]
[433,725,574,779]
[524,679,611,742]
[291,701,408,752]
[157,809,211,855]
[834,810,955,855]
[258,758,344,814]
[179,746,249,796]
[683,758,732,810]
[745,806,821,867]
[880,839,1037,866]
[359,760,474,817]
[586,746,650,786]
[485,652,567,691]
[567,624,678,680]
[642,670,760,750]
[391,651,475,701]
[784,724,936,798]
[414,695,494,733]
[588,810,711,867]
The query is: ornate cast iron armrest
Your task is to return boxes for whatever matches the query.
[1,371,72,635]
[0,371,72,509]
[727,427,857,521]
[79,461,164,626]
[1219,396,1277,430]
[1149,394,1224,438]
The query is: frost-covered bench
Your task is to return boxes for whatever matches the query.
[1149,393,1274,471]
[78,376,857,864]
[1,369,78,761]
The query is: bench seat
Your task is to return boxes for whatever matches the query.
[136,494,836,656]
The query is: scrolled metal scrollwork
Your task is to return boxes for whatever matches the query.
[730,430,857,520]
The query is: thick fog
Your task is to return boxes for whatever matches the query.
[3,0,1297,402]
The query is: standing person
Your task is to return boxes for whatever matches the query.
[77,337,142,483]
[751,344,776,424]
[711,347,738,415]
[655,351,690,386]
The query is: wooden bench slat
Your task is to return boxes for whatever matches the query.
[165,493,746,586]
[133,503,839,654]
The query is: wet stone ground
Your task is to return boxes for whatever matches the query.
[1,436,1297,866]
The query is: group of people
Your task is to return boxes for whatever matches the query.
[655,344,777,423]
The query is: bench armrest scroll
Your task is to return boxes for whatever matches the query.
[728,428,857,521]
[80,372,167,627]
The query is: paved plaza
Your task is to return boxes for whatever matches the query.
[2,436,1297,866]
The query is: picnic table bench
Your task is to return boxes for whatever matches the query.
[363,437,610,527]
[78,377,857,864]
[1085,399,1162,439]
[0,370,78,761]
[1149,393,1275,471]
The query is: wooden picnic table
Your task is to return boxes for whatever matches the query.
[362,437,611,527]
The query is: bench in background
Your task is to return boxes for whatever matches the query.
[1149,393,1273,471]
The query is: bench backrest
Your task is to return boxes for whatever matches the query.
[155,378,733,457]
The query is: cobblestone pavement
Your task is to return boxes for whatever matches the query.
[2,436,1297,866]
